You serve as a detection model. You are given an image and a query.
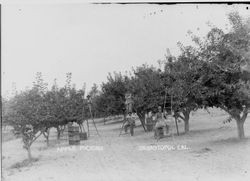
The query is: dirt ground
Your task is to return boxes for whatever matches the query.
[2,108,250,181]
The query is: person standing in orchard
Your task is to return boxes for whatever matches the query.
[154,106,170,138]
[124,112,136,136]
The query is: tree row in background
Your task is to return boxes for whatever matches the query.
[94,12,250,138]
[2,73,89,161]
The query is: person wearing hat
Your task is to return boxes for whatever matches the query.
[124,112,135,136]
[154,106,169,138]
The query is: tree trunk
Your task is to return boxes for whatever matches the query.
[221,107,248,139]
[184,118,189,133]
[86,120,90,137]
[43,133,49,147]
[174,117,179,136]
[183,110,190,133]
[236,119,245,139]
[56,127,61,140]
[45,136,49,147]
[27,145,32,162]
[60,125,65,135]
[123,113,126,123]
[57,131,60,140]
[43,129,50,147]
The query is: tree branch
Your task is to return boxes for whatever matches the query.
[30,131,43,145]
[219,105,241,121]
[175,112,185,121]
[241,106,249,122]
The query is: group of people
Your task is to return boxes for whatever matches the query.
[123,106,173,138]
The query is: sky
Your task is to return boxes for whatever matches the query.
[2,3,250,98]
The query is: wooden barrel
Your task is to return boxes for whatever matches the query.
[146,123,154,131]
[155,127,164,139]
[68,126,80,145]
[146,117,154,132]
[80,132,88,140]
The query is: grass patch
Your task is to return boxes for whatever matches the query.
[10,158,39,169]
